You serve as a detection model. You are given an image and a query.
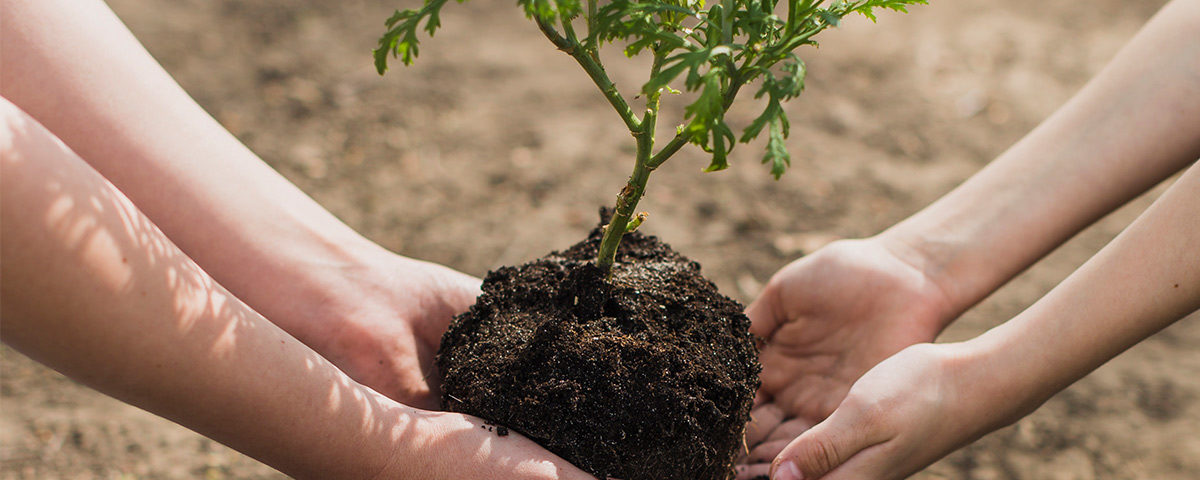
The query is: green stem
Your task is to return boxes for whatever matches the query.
[534,17,641,133]
[647,74,746,168]
[585,0,598,48]
[595,52,666,274]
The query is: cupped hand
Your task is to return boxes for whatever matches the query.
[383,409,597,480]
[764,342,1020,480]
[300,251,482,410]
[737,238,955,478]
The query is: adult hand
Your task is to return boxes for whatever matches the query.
[390,410,597,480]
[296,250,482,410]
[737,238,955,478]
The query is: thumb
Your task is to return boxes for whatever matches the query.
[769,408,880,480]
[745,282,784,339]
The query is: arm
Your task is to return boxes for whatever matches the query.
[770,159,1200,480]
[0,0,479,407]
[741,0,1200,475]
[0,99,587,480]
[875,0,1200,320]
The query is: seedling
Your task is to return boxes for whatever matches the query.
[375,0,925,273]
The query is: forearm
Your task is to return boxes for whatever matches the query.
[969,161,1200,420]
[0,0,387,340]
[0,102,415,479]
[878,0,1200,318]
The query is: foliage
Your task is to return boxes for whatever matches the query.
[374,0,925,270]
[376,0,924,178]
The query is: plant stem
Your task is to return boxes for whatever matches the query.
[595,152,652,273]
[534,17,641,133]
[648,75,746,168]
[595,52,666,274]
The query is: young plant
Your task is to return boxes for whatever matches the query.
[375,0,925,273]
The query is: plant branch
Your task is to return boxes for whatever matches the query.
[595,49,667,273]
[534,17,641,133]
[647,73,746,169]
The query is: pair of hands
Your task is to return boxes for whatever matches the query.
[738,239,973,480]
[324,239,978,480]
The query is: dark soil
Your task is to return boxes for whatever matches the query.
[437,213,761,480]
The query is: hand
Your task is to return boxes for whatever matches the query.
[292,250,482,410]
[764,343,1018,480]
[386,409,597,480]
[737,238,955,478]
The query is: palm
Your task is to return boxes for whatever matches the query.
[739,239,951,469]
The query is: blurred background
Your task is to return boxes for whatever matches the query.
[2,0,1196,478]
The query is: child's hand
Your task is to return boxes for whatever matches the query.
[738,239,954,478]
[767,343,1013,480]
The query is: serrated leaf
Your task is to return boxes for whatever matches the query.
[703,122,736,172]
[741,97,781,142]
[373,0,455,73]
[763,117,791,179]
[816,10,842,26]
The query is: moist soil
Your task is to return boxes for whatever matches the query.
[437,213,761,480]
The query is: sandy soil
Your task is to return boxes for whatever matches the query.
[3,0,1197,478]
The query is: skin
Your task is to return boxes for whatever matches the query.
[773,161,1200,480]
[739,0,1200,478]
[0,99,594,480]
[0,0,473,410]
[0,0,588,477]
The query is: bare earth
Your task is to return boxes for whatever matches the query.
[2,0,1197,478]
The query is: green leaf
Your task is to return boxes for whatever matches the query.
[741,57,803,143]
[373,0,455,74]
[816,9,842,27]
[852,0,928,22]
[763,116,791,179]
[682,72,725,140]
[517,0,583,21]
[703,122,736,172]
[741,97,781,142]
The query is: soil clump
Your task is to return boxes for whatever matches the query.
[437,213,761,480]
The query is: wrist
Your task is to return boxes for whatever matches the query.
[873,211,1013,320]
[266,246,440,342]
[860,233,963,330]
[955,322,1059,427]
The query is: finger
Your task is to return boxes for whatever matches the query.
[770,408,885,480]
[765,417,813,443]
[747,416,815,464]
[752,387,772,409]
[747,438,790,463]
[735,462,772,480]
[745,282,784,339]
[745,403,785,447]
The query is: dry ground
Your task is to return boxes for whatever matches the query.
[3,0,1197,478]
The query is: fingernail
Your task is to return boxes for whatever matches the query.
[773,460,804,480]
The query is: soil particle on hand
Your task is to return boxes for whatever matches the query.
[437,212,761,480]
